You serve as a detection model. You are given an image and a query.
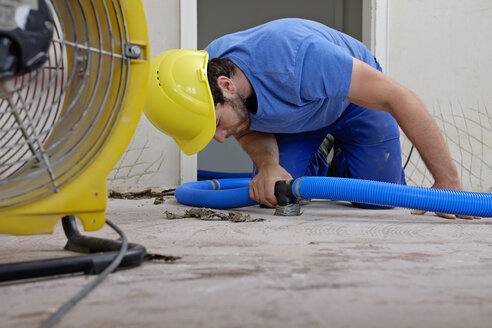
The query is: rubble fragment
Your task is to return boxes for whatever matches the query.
[164,208,264,223]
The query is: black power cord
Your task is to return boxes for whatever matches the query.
[403,145,415,170]
[39,219,128,328]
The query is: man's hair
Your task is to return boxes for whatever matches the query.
[207,57,236,105]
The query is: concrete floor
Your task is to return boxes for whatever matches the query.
[1,197,492,328]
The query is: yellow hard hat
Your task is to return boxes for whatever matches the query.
[144,49,215,155]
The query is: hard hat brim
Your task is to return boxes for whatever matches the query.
[144,50,216,155]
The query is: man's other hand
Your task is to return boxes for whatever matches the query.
[410,181,481,220]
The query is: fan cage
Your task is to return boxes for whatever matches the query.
[0,0,134,208]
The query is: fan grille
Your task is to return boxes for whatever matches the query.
[0,0,134,208]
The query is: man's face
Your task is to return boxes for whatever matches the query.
[213,93,251,143]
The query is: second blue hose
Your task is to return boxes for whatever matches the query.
[175,178,256,209]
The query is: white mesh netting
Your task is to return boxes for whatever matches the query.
[401,100,492,192]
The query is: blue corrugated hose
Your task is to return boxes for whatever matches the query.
[197,170,252,179]
[175,177,492,217]
[175,178,256,209]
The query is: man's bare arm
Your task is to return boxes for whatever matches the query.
[347,58,477,219]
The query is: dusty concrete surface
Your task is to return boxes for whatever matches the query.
[1,197,492,328]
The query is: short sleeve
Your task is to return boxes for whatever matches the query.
[298,36,354,101]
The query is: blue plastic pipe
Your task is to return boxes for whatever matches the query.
[197,170,252,179]
[175,178,256,209]
[175,177,492,217]
[295,177,492,217]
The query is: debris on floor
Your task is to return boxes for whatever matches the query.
[165,208,265,223]
[145,252,181,263]
[109,188,175,205]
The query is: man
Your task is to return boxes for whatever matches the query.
[144,18,476,219]
[204,18,475,219]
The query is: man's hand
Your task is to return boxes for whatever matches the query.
[410,181,481,220]
[249,163,292,208]
[235,130,293,208]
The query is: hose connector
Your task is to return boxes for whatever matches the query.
[274,179,301,216]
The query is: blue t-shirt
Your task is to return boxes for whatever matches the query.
[205,18,379,133]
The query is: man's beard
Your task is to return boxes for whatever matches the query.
[224,93,251,137]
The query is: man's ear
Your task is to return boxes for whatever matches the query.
[216,76,236,95]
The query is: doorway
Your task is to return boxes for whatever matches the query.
[197,0,364,176]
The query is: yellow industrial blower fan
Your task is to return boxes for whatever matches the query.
[0,0,149,280]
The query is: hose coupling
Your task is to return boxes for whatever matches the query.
[274,179,301,216]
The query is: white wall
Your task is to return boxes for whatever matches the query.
[387,1,492,192]
[196,0,363,175]
[107,0,186,192]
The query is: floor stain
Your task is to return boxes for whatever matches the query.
[173,267,264,281]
